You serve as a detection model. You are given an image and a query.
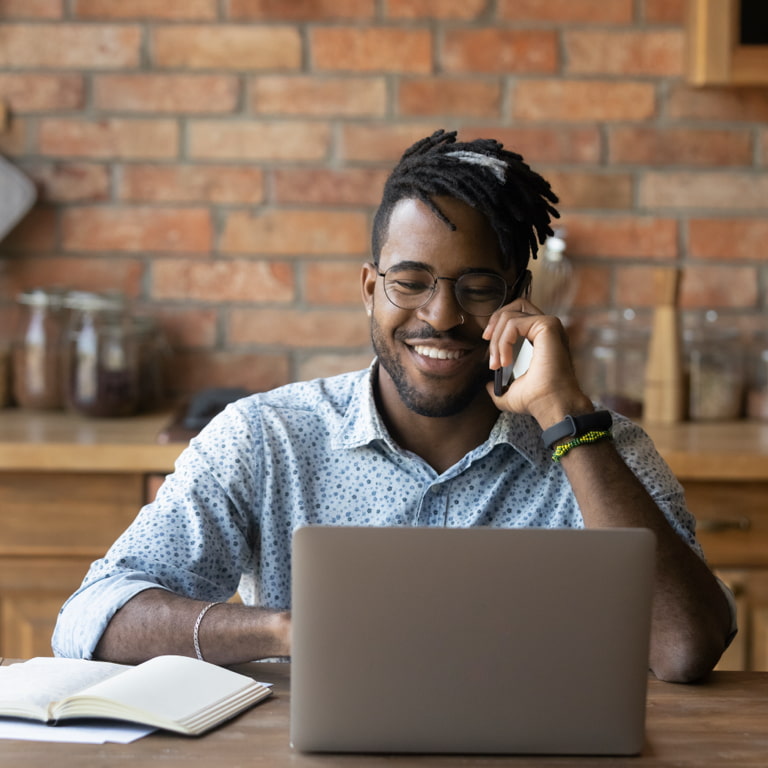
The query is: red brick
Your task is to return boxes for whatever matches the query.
[565,215,678,259]
[680,266,758,309]
[340,123,454,163]
[0,23,140,68]
[170,351,290,396]
[94,75,238,113]
[62,207,212,253]
[442,29,558,74]
[640,172,768,211]
[228,0,373,19]
[120,165,264,204]
[498,0,632,23]
[149,306,218,349]
[273,168,388,206]
[689,219,768,261]
[3,256,144,298]
[385,0,485,19]
[73,0,217,19]
[22,162,110,202]
[569,265,611,309]
[39,119,178,159]
[189,121,330,161]
[463,125,601,164]
[514,80,657,121]
[250,76,386,117]
[153,259,295,302]
[312,27,432,73]
[228,307,369,347]
[305,262,363,306]
[0,74,83,111]
[565,30,684,76]
[545,171,633,210]
[609,127,752,166]
[0,206,56,252]
[152,25,301,70]
[297,352,374,381]
[643,0,686,24]
[0,0,63,18]
[612,266,651,307]
[398,77,501,118]
[667,85,768,123]
[220,210,368,256]
[0,116,26,155]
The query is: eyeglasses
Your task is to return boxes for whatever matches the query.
[376,265,529,317]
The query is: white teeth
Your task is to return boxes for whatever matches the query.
[414,345,463,361]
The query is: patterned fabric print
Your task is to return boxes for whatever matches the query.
[53,363,700,659]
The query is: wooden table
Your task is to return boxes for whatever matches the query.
[1,661,767,767]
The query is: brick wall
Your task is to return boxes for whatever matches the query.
[1,0,767,399]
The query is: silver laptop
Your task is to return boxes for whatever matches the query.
[290,525,655,756]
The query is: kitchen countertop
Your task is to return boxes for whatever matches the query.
[1,409,768,480]
[0,409,183,472]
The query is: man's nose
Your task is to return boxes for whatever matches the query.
[415,278,464,330]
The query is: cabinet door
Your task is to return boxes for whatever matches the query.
[714,568,768,671]
[0,556,94,659]
[682,481,768,569]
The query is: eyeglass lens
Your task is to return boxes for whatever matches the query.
[382,267,509,316]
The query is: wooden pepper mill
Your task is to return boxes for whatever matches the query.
[643,268,684,423]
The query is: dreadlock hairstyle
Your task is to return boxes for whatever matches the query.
[371,129,560,275]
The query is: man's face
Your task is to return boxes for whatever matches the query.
[362,196,517,418]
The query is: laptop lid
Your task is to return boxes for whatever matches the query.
[290,526,655,755]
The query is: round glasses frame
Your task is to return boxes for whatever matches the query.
[375,265,530,317]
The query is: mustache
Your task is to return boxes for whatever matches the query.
[394,324,490,347]
[395,325,477,343]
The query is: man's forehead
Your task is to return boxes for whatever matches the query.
[380,197,510,275]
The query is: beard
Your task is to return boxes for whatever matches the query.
[370,314,491,418]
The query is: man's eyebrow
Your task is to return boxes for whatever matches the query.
[385,260,431,271]
[386,261,504,278]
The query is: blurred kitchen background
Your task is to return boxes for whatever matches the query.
[1,0,768,420]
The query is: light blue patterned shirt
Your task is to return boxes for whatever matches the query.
[53,363,706,659]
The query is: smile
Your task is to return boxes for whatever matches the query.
[412,345,465,361]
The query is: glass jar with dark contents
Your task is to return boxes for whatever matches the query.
[64,292,140,418]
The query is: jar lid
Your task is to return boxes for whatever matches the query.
[17,287,68,307]
[63,291,125,312]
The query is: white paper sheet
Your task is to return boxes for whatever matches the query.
[0,718,155,744]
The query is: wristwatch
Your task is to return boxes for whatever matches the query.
[541,410,613,449]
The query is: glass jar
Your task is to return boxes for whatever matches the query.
[132,315,169,413]
[746,331,768,421]
[64,292,140,418]
[578,312,649,418]
[685,315,745,421]
[12,288,67,409]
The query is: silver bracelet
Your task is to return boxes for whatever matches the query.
[193,602,222,662]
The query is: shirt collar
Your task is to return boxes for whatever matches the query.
[331,361,392,450]
[332,360,545,466]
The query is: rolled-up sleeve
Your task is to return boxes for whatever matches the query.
[53,405,261,659]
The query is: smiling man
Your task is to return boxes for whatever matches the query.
[54,130,734,683]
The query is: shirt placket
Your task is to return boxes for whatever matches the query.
[415,482,450,527]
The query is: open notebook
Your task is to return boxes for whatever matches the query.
[290,525,655,755]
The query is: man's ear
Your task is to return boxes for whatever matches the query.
[361,262,377,316]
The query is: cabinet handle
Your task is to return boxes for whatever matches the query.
[697,517,751,533]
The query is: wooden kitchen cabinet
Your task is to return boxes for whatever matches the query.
[0,410,181,658]
[2,412,768,668]
[644,422,768,671]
